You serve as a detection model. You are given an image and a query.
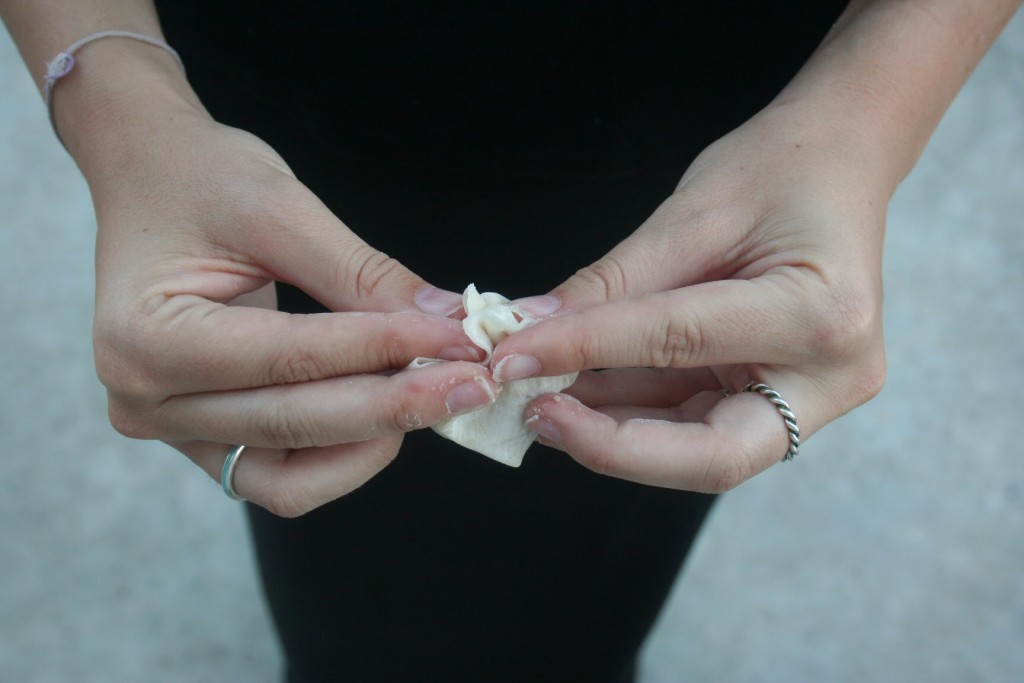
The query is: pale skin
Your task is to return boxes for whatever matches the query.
[1,0,500,517]
[2,1,1019,513]
[494,0,1022,491]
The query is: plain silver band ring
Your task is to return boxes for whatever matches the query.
[743,382,801,462]
[221,444,247,501]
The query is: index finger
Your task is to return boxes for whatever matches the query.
[492,272,816,381]
[98,301,483,399]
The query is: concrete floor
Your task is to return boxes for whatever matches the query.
[1,13,1022,683]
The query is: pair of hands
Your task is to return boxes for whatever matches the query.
[89,85,886,517]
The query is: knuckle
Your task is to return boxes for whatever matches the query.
[702,463,746,494]
[576,423,628,478]
[809,286,881,360]
[579,443,616,477]
[848,352,888,408]
[97,314,165,440]
[861,354,887,401]
[573,255,630,302]
[648,312,708,368]
[371,328,415,370]
[236,171,306,226]
[703,468,744,494]
[346,245,406,301]
[106,396,159,440]
[565,329,603,371]
[380,377,433,433]
[592,451,621,478]
[257,400,321,449]
[93,316,160,404]
[257,439,401,518]
[266,344,331,385]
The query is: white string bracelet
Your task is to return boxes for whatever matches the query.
[43,30,185,147]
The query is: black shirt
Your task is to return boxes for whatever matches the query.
[156,2,848,176]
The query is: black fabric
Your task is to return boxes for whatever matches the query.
[255,167,714,683]
[154,3,848,681]
[157,2,848,179]
[249,428,713,683]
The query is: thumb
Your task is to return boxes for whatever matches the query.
[246,183,462,315]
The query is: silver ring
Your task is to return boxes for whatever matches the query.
[220,444,247,501]
[743,382,800,462]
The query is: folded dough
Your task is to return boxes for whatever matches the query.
[414,284,577,467]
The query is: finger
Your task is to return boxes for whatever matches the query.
[235,180,463,314]
[594,388,724,425]
[494,271,817,380]
[112,300,484,396]
[566,367,726,408]
[182,436,403,518]
[523,388,804,493]
[146,361,499,449]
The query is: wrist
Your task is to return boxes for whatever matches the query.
[753,87,905,200]
[759,0,1022,199]
[51,37,209,179]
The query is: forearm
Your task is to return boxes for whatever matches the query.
[0,0,204,175]
[762,0,1021,196]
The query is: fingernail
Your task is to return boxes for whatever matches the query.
[416,286,464,316]
[493,354,541,382]
[446,377,496,415]
[525,414,562,445]
[513,295,562,317]
[437,345,485,362]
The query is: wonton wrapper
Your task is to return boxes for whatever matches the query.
[411,284,577,467]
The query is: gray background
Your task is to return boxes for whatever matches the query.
[1,12,1021,683]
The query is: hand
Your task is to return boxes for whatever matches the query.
[492,106,888,492]
[70,47,497,516]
